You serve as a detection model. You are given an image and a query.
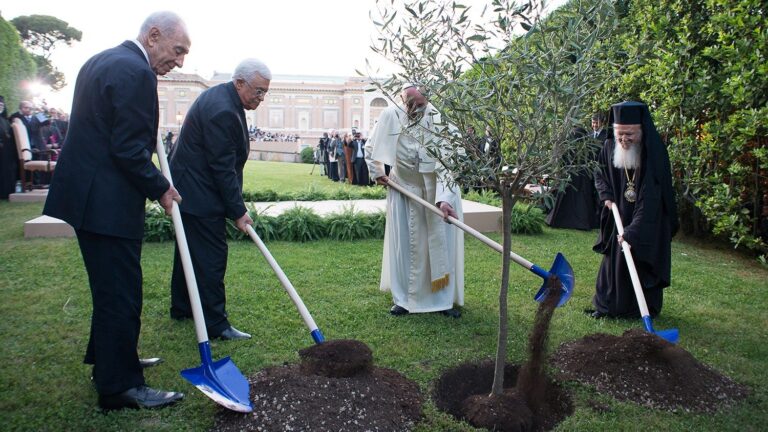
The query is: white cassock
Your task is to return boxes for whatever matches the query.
[365,104,464,312]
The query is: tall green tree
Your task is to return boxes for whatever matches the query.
[369,0,617,395]
[0,15,36,108]
[590,0,767,260]
[10,14,82,90]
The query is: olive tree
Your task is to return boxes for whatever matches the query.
[368,0,617,394]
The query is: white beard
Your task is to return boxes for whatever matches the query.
[613,142,641,169]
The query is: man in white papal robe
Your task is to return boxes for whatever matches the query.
[365,85,464,318]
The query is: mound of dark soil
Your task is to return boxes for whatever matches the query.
[433,361,573,432]
[298,339,373,378]
[550,329,750,413]
[213,339,422,432]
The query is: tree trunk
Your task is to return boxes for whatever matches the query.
[490,187,515,395]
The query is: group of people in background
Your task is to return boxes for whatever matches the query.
[249,127,299,142]
[315,129,371,186]
[0,98,69,197]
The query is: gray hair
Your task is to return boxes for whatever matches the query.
[138,11,187,38]
[233,58,272,82]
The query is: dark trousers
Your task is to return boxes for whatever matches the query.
[76,229,145,396]
[352,158,369,185]
[170,212,230,336]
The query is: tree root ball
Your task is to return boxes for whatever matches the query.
[298,339,373,378]
[462,388,534,432]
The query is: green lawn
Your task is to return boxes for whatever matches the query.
[0,161,766,431]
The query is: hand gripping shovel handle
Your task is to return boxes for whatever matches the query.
[610,203,679,343]
[385,180,572,305]
[156,136,253,413]
[156,137,209,345]
[245,225,325,344]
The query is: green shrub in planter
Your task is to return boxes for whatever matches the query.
[249,206,278,241]
[464,189,502,207]
[144,203,174,242]
[291,184,328,201]
[276,206,325,242]
[325,205,378,240]
[243,189,281,202]
[362,211,386,239]
[510,203,545,235]
[360,185,387,199]
[299,146,315,164]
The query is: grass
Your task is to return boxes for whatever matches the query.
[1,160,766,431]
[241,160,352,194]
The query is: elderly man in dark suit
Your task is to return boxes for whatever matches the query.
[43,11,190,411]
[168,58,271,341]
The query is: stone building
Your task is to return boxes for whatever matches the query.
[157,72,392,161]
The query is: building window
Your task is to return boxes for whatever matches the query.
[158,88,166,96]
[324,99,337,105]
[353,98,360,104]
[298,111,310,131]
[270,96,282,104]
[371,97,388,107]
[323,110,339,129]
[177,88,189,98]
[269,109,284,128]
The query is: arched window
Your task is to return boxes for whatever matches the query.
[370,98,388,107]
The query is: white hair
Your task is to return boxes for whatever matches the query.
[233,58,272,82]
[139,11,187,38]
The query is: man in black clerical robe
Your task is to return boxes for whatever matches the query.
[588,101,678,318]
[545,126,601,230]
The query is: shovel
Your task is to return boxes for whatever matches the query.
[386,180,573,306]
[156,137,253,412]
[245,225,325,344]
[610,203,679,344]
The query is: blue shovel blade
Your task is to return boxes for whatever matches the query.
[181,351,252,413]
[533,253,574,307]
[642,316,679,344]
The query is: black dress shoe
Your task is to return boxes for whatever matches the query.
[439,308,461,318]
[389,305,409,316]
[217,326,251,341]
[584,309,608,319]
[98,385,184,410]
[139,357,164,369]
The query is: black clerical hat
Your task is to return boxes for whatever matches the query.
[611,101,645,125]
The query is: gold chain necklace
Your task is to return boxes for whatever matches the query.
[624,167,637,203]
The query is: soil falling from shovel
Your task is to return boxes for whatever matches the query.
[457,276,573,432]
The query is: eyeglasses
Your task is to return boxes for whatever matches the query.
[242,80,268,98]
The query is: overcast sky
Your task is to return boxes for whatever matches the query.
[2,0,566,111]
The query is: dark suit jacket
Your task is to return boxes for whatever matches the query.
[349,139,367,162]
[44,41,169,240]
[169,82,249,220]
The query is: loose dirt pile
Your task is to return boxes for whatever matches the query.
[550,329,750,413]
[212,339,423,432]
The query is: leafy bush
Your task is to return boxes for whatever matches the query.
[510,203,545,235]
[240,186,386,202]
[325,205,382,240]
[299,146,315,164]
[249,206,278,242]
[291,184,328,201]
[143,203,174,242]
[363,211,386,239]
[464,189,502,208]
[276,206,326,242]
